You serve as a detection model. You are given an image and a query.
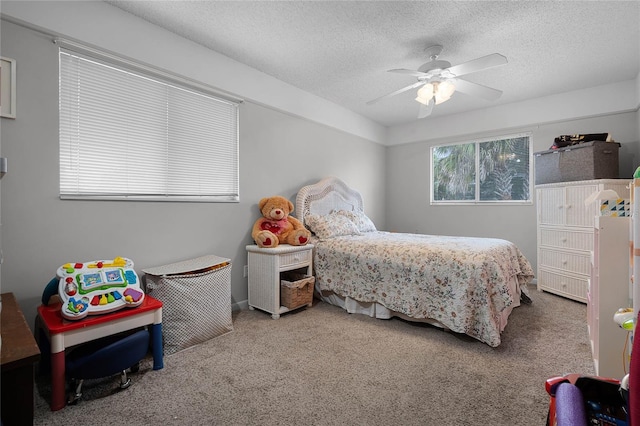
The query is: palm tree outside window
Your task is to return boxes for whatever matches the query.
[431,134,532,204]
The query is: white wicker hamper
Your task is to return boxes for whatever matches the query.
[143,255,233,355]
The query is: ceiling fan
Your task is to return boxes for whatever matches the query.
[367,45,508,118]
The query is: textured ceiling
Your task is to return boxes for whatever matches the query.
[105,1,640,127]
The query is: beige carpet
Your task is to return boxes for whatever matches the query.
[34,285,597,425]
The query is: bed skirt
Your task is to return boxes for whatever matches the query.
[315,274,523,337]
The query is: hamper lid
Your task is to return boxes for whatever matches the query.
[142,254,230,277]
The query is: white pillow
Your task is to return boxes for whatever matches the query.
[336,210,377,232]
[306,212,361,239]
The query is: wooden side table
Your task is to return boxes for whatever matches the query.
[246,244,314,319]
[1,292,41,426]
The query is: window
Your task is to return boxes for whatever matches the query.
[431,133,531,204]
[59,42,240,202]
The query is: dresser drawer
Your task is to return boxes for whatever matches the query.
[538,247,590,275]
[279,249,312,269]
[537,268,587,302]
[539,227,593,251]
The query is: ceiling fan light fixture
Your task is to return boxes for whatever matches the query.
[434,93,451,105]
[415,83,434,105]
[434,80,456,105]
[369,46,506,114]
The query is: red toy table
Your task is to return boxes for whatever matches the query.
[36,295,163,411]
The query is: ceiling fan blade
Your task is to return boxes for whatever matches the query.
[366,81,426,105]
[388,68,429,78]
[452,78,503,101]
[418,100,434,119]
[446,53,507,77]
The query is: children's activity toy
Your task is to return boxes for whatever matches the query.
[51,256,144,320]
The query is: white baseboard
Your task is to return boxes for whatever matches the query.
[233,300,249,312]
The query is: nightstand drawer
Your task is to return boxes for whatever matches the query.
[539,228,593,251]
[279,250,311,268]
[539,248,590,275]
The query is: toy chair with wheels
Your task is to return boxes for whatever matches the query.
[65,329,150,405]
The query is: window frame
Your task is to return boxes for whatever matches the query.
[430,132,533,205]
[57,39,242,203]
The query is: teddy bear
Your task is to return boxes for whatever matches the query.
[252,195,311,248]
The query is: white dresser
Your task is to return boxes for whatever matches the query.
[536,179,629,302]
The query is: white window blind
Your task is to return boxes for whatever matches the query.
[59,46,239,202]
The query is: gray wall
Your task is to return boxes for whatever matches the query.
[0,19,386,325]
[386,112,640,272]
[1,2,639,327]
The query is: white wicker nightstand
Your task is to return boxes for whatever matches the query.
[246,244,314,319]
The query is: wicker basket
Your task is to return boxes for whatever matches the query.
[280,272,315,309]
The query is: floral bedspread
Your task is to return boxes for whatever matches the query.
[312,231,534,347]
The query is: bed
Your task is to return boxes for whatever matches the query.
[295,176,534,347]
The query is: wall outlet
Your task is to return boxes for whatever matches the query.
[243,265,248,277]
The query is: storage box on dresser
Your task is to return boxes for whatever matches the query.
[536,179,629,302]
[534,141,621,185]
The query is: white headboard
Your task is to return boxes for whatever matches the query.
[295,177,364,229]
